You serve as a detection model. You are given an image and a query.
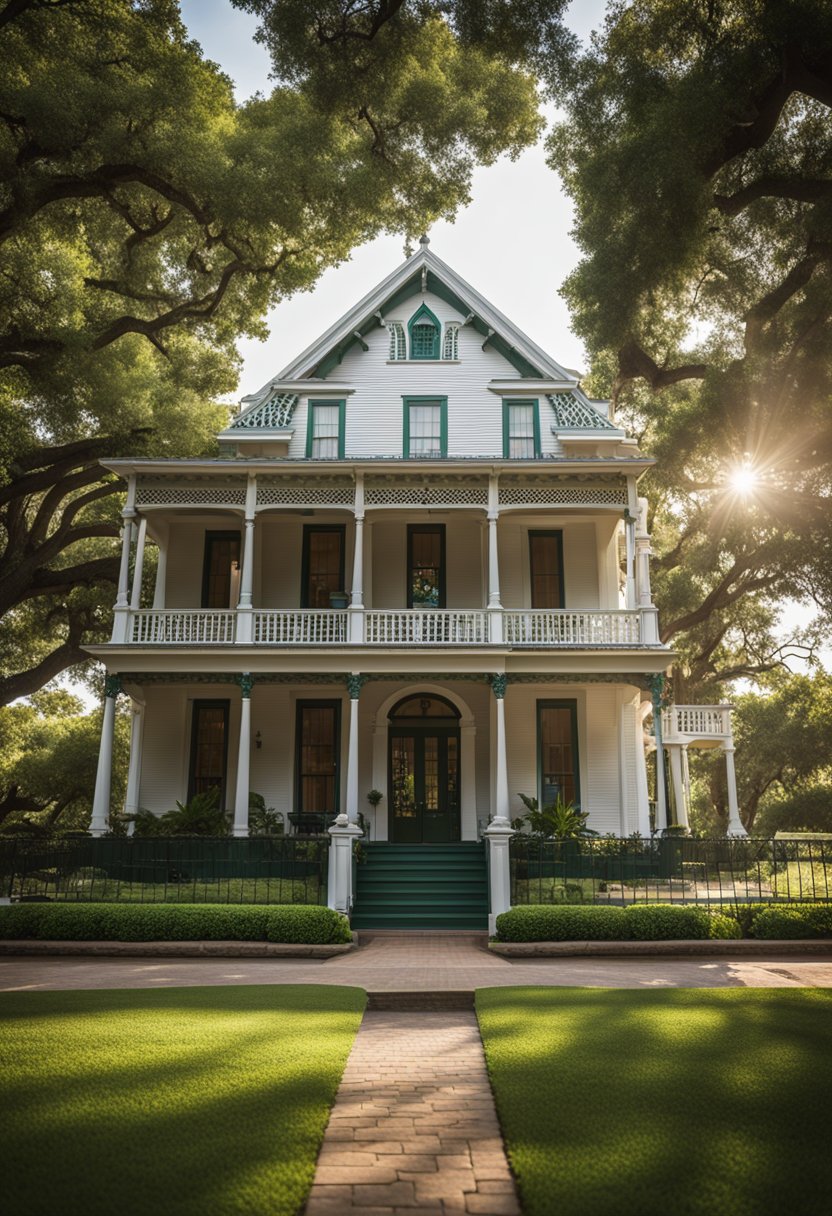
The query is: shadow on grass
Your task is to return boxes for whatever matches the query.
[476,987,832,1216]
[0,984,366,1216]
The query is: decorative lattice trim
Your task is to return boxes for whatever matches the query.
[442,324,459,360]
[229,392,298,430]
[365,484,488,506]
[136,484,247,506]
[388,322,406,361]
[499,485,628,506]
[257,480,355,506]
[547,392,616,430]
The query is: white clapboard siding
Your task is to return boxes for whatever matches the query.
[286,292,563,461]
[497,517,603,610]
[585,685,621,834]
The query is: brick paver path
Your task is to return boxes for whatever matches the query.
[305,1010,519,1216]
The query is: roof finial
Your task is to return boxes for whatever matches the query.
[419,233,430,248]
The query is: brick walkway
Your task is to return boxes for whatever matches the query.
[305,1010,518,1216]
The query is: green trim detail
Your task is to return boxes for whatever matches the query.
[402,396,448,458]
[536,699,580,811]
[306,400,346,459]
[237,672,255,699]
[490,674,508,699]
[407,303,441,359]
[104,674,123,699]
[346,674,368,699]
[502,399,541,459]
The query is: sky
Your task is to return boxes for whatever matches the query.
[178,0,609,399]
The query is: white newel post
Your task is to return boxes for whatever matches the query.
[233,674,253,837]
[345,674,364,823]
[90,675,121,836]
[123,698,145,834]
[129,515,147,610]
[486,475,503,643]
[327,814,362,915]
[349,476,365,642]
[486,674,514,932]
[636,496,660,644]
[111,476,136,643]
[724,744,746,836]
[236,475,256,644]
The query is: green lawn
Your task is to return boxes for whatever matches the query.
[477,987,832,1216]
[0,984,365,1216]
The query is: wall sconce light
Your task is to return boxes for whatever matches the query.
[255,730,262,750]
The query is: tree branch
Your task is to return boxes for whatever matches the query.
[713,176,832,216]
[616,340,708,391]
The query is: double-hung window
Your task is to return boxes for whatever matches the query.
[403,397,447,458]
[503,399,540,459]
[188,700,229,805]
[306,400,345,458]
[537,700,580,809]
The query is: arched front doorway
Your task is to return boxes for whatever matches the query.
[388,694,461,843]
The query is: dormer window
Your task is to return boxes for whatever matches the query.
[388,321,406,361]
[442,324,459,360]
[408,304,441,360]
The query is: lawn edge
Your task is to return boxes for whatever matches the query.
[489,938,832,956]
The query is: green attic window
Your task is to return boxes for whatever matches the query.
[408,304,441,360]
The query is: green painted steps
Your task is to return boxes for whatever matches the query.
[351,842,489,930]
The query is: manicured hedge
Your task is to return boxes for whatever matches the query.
[751,904,832,939]
[0,902,352,944]
[495,904,723,942]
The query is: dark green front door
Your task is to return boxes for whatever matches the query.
[389,727,460,843]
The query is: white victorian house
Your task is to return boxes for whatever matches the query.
[86,238,744,927]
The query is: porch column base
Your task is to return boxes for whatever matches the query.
[327,815,362,915]
[484,818,514,935]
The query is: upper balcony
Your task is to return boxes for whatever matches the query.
[104,462,665,653]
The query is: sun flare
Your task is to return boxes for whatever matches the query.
[728,464,759,495]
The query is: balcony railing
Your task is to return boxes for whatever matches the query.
[662,704,732,740]
[130,609,237,644]
[123,607,648,647]
[503,610,642,646]
[253,610,348,644]
[365,610,488,645]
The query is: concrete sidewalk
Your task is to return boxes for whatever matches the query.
[2,932,831,993]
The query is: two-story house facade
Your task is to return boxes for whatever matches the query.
[86,238,742,877]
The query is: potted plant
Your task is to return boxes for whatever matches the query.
[329,590,349,609]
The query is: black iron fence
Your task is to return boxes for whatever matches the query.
[509,836,832,907]
[0,836,329,905]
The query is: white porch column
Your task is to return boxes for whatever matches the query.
[491,674,511,825]
[123,697,145,834]
[486,474,503,643]
[624,512,636,609]
[129,515,147,610]
[90,675,122,836]
[724,745,746,836]
[111,476,136,643]
[650,674,669,832]
[349,475,365,643]
[635,699,653,837]
[667,743,689,830]
[152,522,169,609]
[236,475,256,643]
[232,674,253,837]
[682,744,692,823]
[327,813,362,914]
[345,674,365,823]
[636,497,660,644]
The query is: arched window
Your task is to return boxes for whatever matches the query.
[389,694,460,722]
[388,321,406,361]
[442,324,459,360]
[408,304,441,360]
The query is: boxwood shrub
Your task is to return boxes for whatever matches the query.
[495,904,725,942]
[751,904,832,940]
[0,902,352,945]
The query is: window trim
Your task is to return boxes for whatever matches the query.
[536,699,580,811]
[187,699,230,807]
[502,398,541,459]
[305,399,345,459]
[528,529,565,610]
[402,395,448,459]
[407,303,442,360]
[300,524,346,609]
[294,698,342,818]
[407,523,446,609]
[201,530,241,610]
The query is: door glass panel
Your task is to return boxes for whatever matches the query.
[539,705,577,805]
[190,703,227,802]
[423,737,439,812]
[446,736,459,810]
[299,705,338,813]
[304,529,343,608]
[391,736,417,819]
[530,532,563,609]
[203,534,240,609]
[409,527,443,607]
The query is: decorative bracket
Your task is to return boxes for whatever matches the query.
[490,673,509,700]
[237,672,255,699]
[104,674,123,699]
